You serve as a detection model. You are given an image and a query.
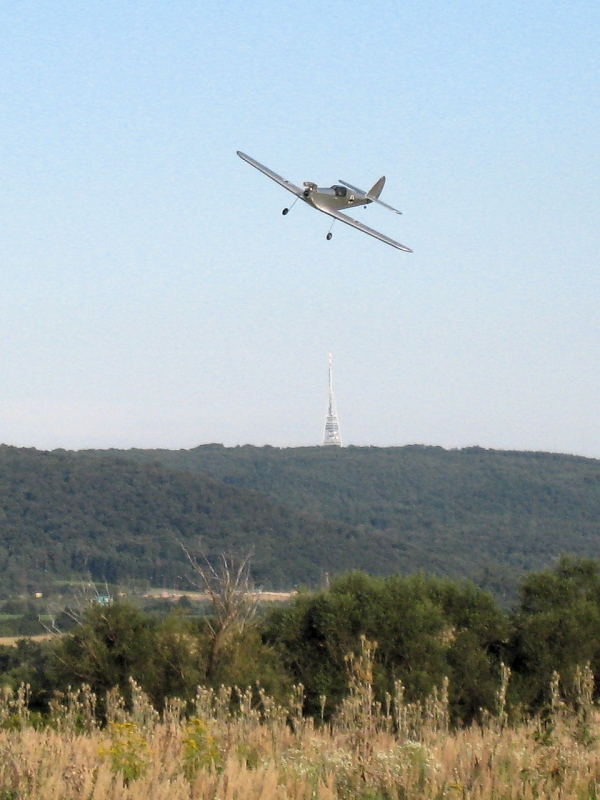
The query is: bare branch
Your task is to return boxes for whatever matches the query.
[180,542,259,679]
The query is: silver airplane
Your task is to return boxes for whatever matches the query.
[237,151,412,253]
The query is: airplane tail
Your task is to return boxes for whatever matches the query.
[367,176,386,200]
[338,175,402,214]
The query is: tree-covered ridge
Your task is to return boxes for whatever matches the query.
[95,444,600,599]
[4,443,600,599]
[0,445,407,594]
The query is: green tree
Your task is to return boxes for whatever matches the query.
[509,557,600,710]
[50,601,203,710]
[428,580,509,723]
[263,571,507,723]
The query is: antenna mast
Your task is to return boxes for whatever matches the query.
[322,352,342,447]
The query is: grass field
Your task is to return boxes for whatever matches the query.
[1,646,600,799]
[0,632,56,647]
[1,683,599,800]
[142,589,294,602]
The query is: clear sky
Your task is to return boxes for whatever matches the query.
[1,1,599,455]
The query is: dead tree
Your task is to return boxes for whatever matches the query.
[181,544,259,680]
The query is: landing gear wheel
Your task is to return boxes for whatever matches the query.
[282,208,289,215]
[326,232,333,241]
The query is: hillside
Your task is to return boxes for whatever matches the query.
[91,444,600,600]
[0,446,408,594]
[3,443,600,601]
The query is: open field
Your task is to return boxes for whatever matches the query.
[0,633,56,647]
[143,588,295,602]
[1,673,600,800]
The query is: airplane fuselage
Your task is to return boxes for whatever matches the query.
[302,183,371,214]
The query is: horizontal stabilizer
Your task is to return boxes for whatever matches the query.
[372,197,402,215]
[339,178,402,214]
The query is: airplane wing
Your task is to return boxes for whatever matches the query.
[324,208,412,252]
[237,151,304,198]
[339,179,402,214]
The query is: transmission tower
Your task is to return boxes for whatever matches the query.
[322,352,342,447]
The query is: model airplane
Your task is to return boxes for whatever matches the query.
[237,151,412,253]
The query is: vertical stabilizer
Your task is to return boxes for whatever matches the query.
[367,176,386,200]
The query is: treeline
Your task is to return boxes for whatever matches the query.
[5,444,600,601]
[92,443,600,601]
[0,446,398,594]
[3,557,600,726]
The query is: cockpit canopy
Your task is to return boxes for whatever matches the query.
[333,185,347,198]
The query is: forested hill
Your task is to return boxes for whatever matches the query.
[4,443,600,600]
[0,446,406,594]
[91,444,600,600]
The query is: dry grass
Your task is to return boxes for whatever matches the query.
[143,589,295,603]
[1,648,600,799]
[0,634,56,648]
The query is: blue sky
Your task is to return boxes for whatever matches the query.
[1,1,599,455]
